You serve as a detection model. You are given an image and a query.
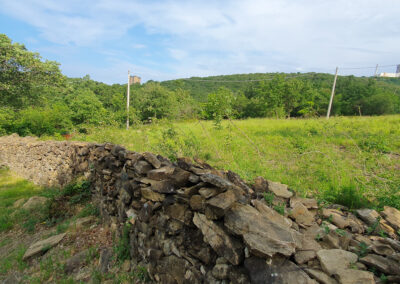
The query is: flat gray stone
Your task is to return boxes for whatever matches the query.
[22,196,48,210]
[316,249,357,276]
[267,180,293,198]
[225,203,302,258]
[23,233,66,260]
[335,269,374,284]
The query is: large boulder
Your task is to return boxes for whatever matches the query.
[192,213,244,265]
[224,203,302,258]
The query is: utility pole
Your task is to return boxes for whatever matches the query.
[126,70,130,130]
[374,64,379,77]
[326,67,339,119]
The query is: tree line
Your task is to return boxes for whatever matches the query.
[1,34,400,137]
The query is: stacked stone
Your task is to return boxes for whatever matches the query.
[83,143,400,284]
[1,136,400,283]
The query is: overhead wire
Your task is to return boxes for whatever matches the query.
[180,73,316,83]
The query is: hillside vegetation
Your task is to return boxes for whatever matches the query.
[50,115,400,210]
[1,34,400,137]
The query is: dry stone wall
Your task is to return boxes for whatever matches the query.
[1,135,400,284]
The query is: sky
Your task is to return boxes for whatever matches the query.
[0,0,399,84]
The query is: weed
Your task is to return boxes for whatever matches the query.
[77,203,99,218]
[136,266,150,282]
[263,192,274,206]
[378,230,387,238]
[366,217,381,235]
[315,233,322,241]
[335,228,346,237]
[0,245,27,274]
[56,220,70,234]
[273,203,285,215]
[322,224,330,234]
[356,242,369,258]
[380,273,388,283]
[323,183,370,209]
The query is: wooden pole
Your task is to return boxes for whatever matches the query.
[126,70,130,130]
[326,67,339,119]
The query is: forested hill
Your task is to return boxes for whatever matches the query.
[161,72,400,103]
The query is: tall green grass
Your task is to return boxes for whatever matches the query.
[49,115,400,209]
[0,168,43,232]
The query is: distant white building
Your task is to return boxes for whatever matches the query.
[379,64,400,78]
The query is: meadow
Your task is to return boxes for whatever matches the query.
[47,115,400,210]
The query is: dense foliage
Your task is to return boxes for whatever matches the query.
[1,34,400,136]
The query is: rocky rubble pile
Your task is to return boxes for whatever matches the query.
[84,143,400,284]
[1,136,399,283]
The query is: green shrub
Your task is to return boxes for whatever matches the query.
[13,104,72,136]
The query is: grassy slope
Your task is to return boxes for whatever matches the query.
[0,168,43,231]
[58,115,400,210]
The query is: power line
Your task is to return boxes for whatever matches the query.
[180,73,315,83]
[340,64,398,70]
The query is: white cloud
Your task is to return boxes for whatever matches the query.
[1,0,399,81]
[132,43,146,49]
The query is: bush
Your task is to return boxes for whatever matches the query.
[13,104,72,136]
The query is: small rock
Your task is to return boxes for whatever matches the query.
[291,202,314,226]
[305,269,338,284]
[143,152,161,168]
[359,254,400,275]
[212,264,230,280]
[267,180,293,198]
[147,166,175,180]
[198,187,222,199]
[23,233,66,260]
[141,187,165,202]
[200,173,239,191]
[206,189,238,218]
[22,196,48,210]
[335,269,375,284]
[290,197,318,209]
[64,249,89,274]
[322,209,350,229]
[253,176,268,192]
[316,249,358,275]
[190,195,205,211]
[121,259,131,272]
[134,160,153,174]
[356,209,380,225]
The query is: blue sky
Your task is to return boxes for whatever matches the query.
[1,0,399,84]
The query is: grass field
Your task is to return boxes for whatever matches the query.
[46,115,400,210]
